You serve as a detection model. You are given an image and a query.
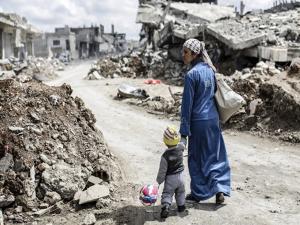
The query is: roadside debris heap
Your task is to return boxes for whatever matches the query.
[0,57,65,82]
[218,61,300,143]
[85,50,187,86]
[0,79,120,223]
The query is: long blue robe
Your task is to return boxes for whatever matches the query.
[179,61,231,201]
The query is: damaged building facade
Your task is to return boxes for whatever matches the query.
[33,24,127,60]
[137,0,300,73]
[0,12,39,60]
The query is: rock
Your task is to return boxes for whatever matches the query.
[79,184,110,205]
[88,176,103,186]
[15,206,23,213]
[39,203,49,209]
[268,67,280,76]
[249,99,262,115]
[8,126,24,133]
[242,68,251,74]
[256,61,268,69]
[44,191,62,205]
[288,57,300,78]
[0,153,14,172]
[73,190,83,201]
[40,154,52,165]
[29,112,40,122]
[0,209,4,225]
[0,194,15,208]
[252,67,264,75]
[96,197,111,209]
[49,95,61,106]
[31,127,43,135]
[42,162,88,200]
[37,163,50,172]
[83,213,96,225]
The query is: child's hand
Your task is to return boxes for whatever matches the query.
[180,136,187,148]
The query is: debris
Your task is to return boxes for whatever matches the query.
[0,79,121,214]
[79,184,110,205]
[87,176,103,186]
[83,213,96,225]
[117,84,149,99]
[0,195,15,208]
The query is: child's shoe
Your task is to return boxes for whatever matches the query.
[160,204,170,218]
[177,205,186,212]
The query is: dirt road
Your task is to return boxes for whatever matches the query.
[47,61,300,225]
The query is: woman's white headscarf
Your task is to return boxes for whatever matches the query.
[183,38,217,72]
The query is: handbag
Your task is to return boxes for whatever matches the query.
[214,76,246,124]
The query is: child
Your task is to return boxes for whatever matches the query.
[156,125,186,219]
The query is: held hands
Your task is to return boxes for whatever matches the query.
[179,136,187,148]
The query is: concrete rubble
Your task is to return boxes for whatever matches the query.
[0,57,65,82]
[0,79,121,224]
[86,50,187,85]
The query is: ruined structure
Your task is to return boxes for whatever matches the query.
[33,24,128,60]
[33,26,77,60]
[137,0,300,73]
[0,12,39,60]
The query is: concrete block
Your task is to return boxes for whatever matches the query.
[79,184,109,205]
[259,46,288,62]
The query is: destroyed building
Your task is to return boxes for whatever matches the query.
[0,12,39,60]
[70,25,104,58]
[137,0,300,74]
[33,26,77,60]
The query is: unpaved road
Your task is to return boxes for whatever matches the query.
[47,60,300,225]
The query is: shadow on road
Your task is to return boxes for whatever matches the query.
[98,202,225,225]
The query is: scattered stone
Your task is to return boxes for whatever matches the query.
[83,213,96,225]
[8,126,24,133]
[88,176,103,186]
[0,153,14,172]
[49,95,61,106]
[96,197,111,209]
[0,209,3,225]
[0,195,15,208]
[79,184,110,205]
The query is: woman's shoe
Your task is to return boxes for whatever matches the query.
[185,193,199,203]
[216,192,225,204]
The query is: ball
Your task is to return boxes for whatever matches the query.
[139,184,159,206]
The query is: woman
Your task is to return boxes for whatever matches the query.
[179,39,231,204]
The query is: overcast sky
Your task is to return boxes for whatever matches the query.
[0,0,276,40]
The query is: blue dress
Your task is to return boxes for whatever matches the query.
[179,61,231,201]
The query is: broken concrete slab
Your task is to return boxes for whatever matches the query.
[173,24,203,40]
[88,176,103,186]
[0,209,3,225]
[169,3,235,23]
[207,21,266,50]
[136,4,163,26]
[42,162,89,200]
[0,153,14,173]
[8,126,25,133]
[0,194,15,208]
[83,213,96,225]
[79,184,109,205]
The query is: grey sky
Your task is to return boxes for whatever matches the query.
[0,0,276,40]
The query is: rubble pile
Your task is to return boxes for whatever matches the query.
[0,79,120,223]
[86,50,187,85]
[222,61,300,143]
[0,57,65,82]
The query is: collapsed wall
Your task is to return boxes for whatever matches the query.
[0,79,121,219]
